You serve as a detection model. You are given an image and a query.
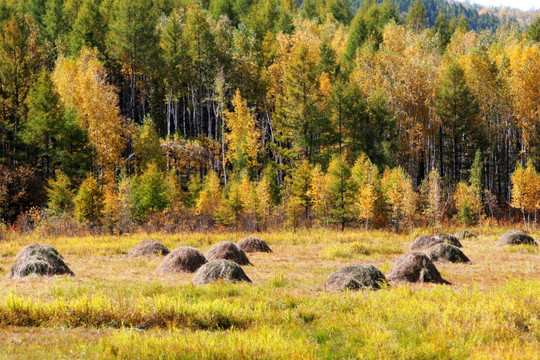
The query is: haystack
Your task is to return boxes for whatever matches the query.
[496,230,537,246]
[129,239,170,256]
[205,241,252,265]
[8,243,74,278]
[386,252,450,284]
[438,233,463,247]
[426,243,470,263]
[15,243,63,260]
[410,235,443,251]
[455,230,478,240]
[157,246,207,273]
[192,260,251,285]
[237,236,272,253]
[324,264,387,292]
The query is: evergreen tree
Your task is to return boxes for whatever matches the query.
[21,71,92,178]
[74,175,104,223]
[527,16,540,42]
[433,13,451,49]
[436,62,481,182]
[46,170,74,215]
[69,0,106,55]
[406,0,428,33]
[43,0,69,58]
[131,162,170,220]
[107,0,158,122]
[326,154,352,230]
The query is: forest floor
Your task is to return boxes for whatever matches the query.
[0,227,539,359]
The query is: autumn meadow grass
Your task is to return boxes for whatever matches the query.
[0,227,539,359]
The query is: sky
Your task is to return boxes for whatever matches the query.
[457,0,540,11]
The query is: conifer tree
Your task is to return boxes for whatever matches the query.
[224,89,260,170]
[69,0,106,55]
[22,71,91,178]
[46,170,74,215]
[527,16,540,42]
[131,162,170,221]
[307,164,329,228]
[406,0,428,33]
[107,0,158,122]
[74,175,104,223]
[326,154,352,230]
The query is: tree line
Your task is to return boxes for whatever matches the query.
[0,0,539,232]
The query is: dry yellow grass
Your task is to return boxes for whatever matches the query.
[0,227,538,359]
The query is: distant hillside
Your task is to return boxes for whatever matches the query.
[349,0,538,30]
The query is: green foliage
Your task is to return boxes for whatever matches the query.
[46,171,74,215]
[131,162,170,220]
[69,0,107,55]
[74,176,104,223]
[21,71,92,178]
[326,154,352,229]
[133,116,166,173]
[406,0,428,32]
[527,16,540,42]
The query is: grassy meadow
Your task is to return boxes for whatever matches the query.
[0,227,539,359]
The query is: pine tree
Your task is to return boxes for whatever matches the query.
[195,171,222,219]
[74,175,104,223]
[406,0,428,33]
[436,62,481,182]
[69,0,106,55]
[43,0,69,58]
[527,16,540,42]
[326,154,352,230]
[307,164,329,228]
[290,159,313,222]
[107,0,158,122]
[131,162,170,221]
[22,71,92,178]
[46,170,74,215]
[224,89,261,170]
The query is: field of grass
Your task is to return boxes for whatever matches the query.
[0,227,539,359]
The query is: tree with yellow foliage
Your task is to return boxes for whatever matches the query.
[510,162,540,229]
[195,171,222,220]
[53,48,127,183]
[224,89,261,170]
[351,153,379,230]
[307,164,329,228]
[381,167,416,231]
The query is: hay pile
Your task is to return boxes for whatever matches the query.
[438,233,462,247]
[192,260,251,285]
[324,264,387,292]
[7,243,74,278]
[386,252,450,284]
[157,247,207,273]
[237,236,272,253]
[410,235,443,251]
[425,243,470,263]
[455,230,478,240]
[496,230,537,246]
[129,239,170,256]
[205,241,252,265]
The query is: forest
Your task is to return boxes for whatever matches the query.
[1,0,540,233]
